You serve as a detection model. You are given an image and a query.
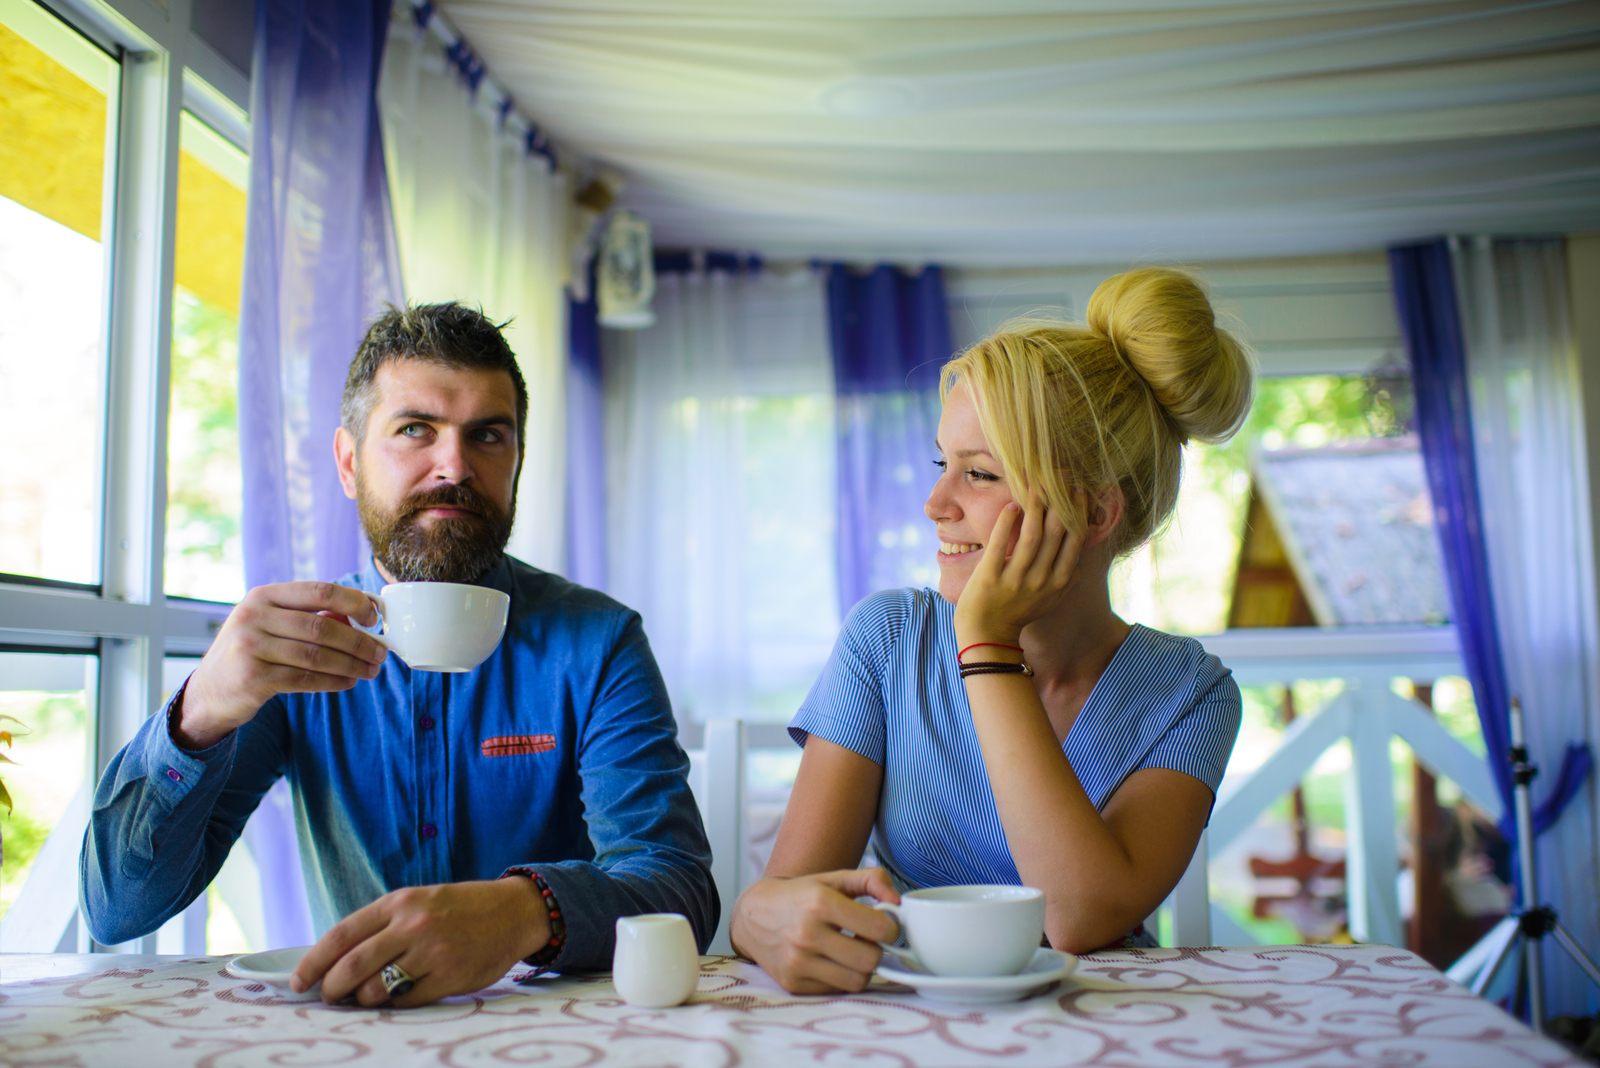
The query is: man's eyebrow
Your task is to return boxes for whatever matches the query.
[388,407,515,429]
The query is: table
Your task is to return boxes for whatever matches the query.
[0,945,1583,1067]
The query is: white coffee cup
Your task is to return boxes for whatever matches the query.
[613,913,699,1007]
[361,582,510,673]
[874,885,1046,977]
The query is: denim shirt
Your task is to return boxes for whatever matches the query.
[80,556,717,970]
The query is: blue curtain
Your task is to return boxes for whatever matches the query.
[240,0,403,591]
[1391,240,1593,848]
[827,264,952,614]
[236,0,403,947]
[1390,241,1517,821]
[564,287,606,588]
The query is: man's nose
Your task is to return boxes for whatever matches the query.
[429,430,473,483]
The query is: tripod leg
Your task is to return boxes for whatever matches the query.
[1551,923,1600,989]
[1473,929,1522,998]
[1527,936,1545,1033]
[1448,915,1517,986]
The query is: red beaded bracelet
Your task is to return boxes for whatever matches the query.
[957,641,1023,663]
[502,867,566,972]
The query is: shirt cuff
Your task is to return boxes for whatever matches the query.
[146,679,235,804]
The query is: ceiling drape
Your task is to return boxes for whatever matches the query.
[435,0,1600,264]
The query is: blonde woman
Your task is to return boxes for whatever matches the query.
[730,267,1254,994]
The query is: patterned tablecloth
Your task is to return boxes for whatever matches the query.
[0,945,1583,1067]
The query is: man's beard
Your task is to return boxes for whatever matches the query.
[358,476,515,584]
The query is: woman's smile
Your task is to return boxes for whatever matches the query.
[937,540,983,560]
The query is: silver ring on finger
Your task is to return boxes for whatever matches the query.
[379,961,415,999]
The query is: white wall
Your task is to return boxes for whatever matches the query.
[946,251,1403,377]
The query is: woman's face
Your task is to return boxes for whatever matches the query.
[925,383,1016,604]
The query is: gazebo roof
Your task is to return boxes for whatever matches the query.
[1250,436,1450,627]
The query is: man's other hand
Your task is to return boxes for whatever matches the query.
[175,582,386,750]
[291,878,551,1007]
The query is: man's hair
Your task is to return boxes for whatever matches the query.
[342,302,529,456]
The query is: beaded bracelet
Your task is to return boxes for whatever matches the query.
[958,660,1034,678]
[502,867,566,971]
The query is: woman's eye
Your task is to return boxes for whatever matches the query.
[932,459,948,472]
[967,469,1000,482]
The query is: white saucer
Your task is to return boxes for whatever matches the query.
[225,946,320,999]
[874,947,1076,1004]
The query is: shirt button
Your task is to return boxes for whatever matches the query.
[419,715,435,730]
[165,768,183,783]
[422,823,437,838]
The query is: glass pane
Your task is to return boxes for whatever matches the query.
[166,112,246,602]
[740,393,839,722]
[0,652,93,924]
[0,5,116,585]
[1113,370,1435,634]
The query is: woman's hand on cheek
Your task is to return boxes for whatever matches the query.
[953,495,1083,647]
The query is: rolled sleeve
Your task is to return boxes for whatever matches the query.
[1139,671,1243,805]
[787,593,895,767]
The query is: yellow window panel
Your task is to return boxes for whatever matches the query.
[0,19,108,242]
[175,150,246,315]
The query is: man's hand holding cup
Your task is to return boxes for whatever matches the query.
[174,582,388,750]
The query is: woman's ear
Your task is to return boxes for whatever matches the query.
[1084,486,1126,549]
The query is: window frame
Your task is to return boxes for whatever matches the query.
[0,0,244,955]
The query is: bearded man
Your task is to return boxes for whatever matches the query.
[81,304,715,1006]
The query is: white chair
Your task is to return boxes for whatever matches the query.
[1163,829,1213,947]
[686,719,747,954]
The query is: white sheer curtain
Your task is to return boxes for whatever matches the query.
[603,264,838,723]
[1457,236,1600,1015]
[380,18,569,572]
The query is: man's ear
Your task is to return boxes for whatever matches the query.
[334,427,359,500]
[1083,485,1126,550]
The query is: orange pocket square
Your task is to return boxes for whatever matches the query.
[481,734,557,757]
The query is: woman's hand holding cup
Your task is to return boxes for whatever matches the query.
[730,868,901,995]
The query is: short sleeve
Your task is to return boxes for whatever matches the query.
[1138,668,1242,798]
[787,591,905,767]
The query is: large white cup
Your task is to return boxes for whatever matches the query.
[874,885,1045,977]
[363,582,510,673]
[613,913,699,1007]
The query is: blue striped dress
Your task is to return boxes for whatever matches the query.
[789,587,1242,899]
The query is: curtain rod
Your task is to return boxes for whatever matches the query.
[402,0,561,169]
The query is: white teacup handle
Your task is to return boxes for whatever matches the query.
[871,901,920,968]
[351,595,391,649]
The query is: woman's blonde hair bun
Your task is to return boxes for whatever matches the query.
[1086,266,1253,445]
[941,265,1255,555]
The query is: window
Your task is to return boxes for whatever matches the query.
[0,4,117,586]
[1112,370,1430,635]
[167,111,246,602]
[0,0,237,954]
[0,652,94,926]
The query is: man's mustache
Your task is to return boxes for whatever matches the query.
[398,484,502,521]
